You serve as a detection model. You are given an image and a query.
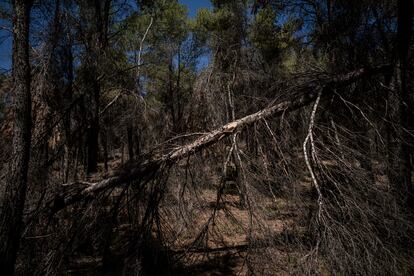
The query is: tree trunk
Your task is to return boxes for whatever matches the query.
[386,0,413,207]
[63,28,74,182]
[127,123,134,160]
[86,0,111,174]
[102,127,109,172]
[87,80,100,173]
[0,1,33,274]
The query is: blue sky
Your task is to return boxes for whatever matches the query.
[0,21,12,73]
[0,1,211,72]
[179,0,211,18]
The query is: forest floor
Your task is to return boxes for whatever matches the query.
[170,191,296,275]
[64,157,313,275]
[169,183,313,276]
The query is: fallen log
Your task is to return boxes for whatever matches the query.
[50,65,390,213]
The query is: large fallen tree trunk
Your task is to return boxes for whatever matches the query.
[50,65,390,213]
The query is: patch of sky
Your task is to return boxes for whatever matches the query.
[0,1,12,73]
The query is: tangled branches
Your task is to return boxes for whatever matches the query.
[9,65,414,275]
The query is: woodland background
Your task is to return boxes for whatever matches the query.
[0,0,414,275]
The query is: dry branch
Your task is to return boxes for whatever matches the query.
[50,65,390,213]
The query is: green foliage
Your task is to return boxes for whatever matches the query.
[293,49,329,73]
[123,1,189,61]
[249,6,302,66]
[117,0,199,131]
[190,8,214,48]
[153,1,188,43]
[127,1,188,35]
[195,7,233,32]
[249,6,280,61]
[193,0,247,71]
[281,50,298,72]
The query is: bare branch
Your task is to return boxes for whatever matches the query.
[49,65,390,213]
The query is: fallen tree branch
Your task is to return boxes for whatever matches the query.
[303,90,323,220]
[50,65,390,213]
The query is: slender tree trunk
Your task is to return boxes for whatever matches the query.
[0,1,33,274]
[127,123,134,160]
[63,29,74,182]
[134,130,141,157]
[168,60,177,131]
[102,127,109,172]
[87,79,100,173]
[386,0,413,207]
[86,0,111,174]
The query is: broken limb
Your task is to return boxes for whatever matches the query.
[50,65,391,213]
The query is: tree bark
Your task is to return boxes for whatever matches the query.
[386,0,413,207]
[63,34,74,182]
[86,80,100,173]
[86,0,111,173]
[0,1,33,274]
